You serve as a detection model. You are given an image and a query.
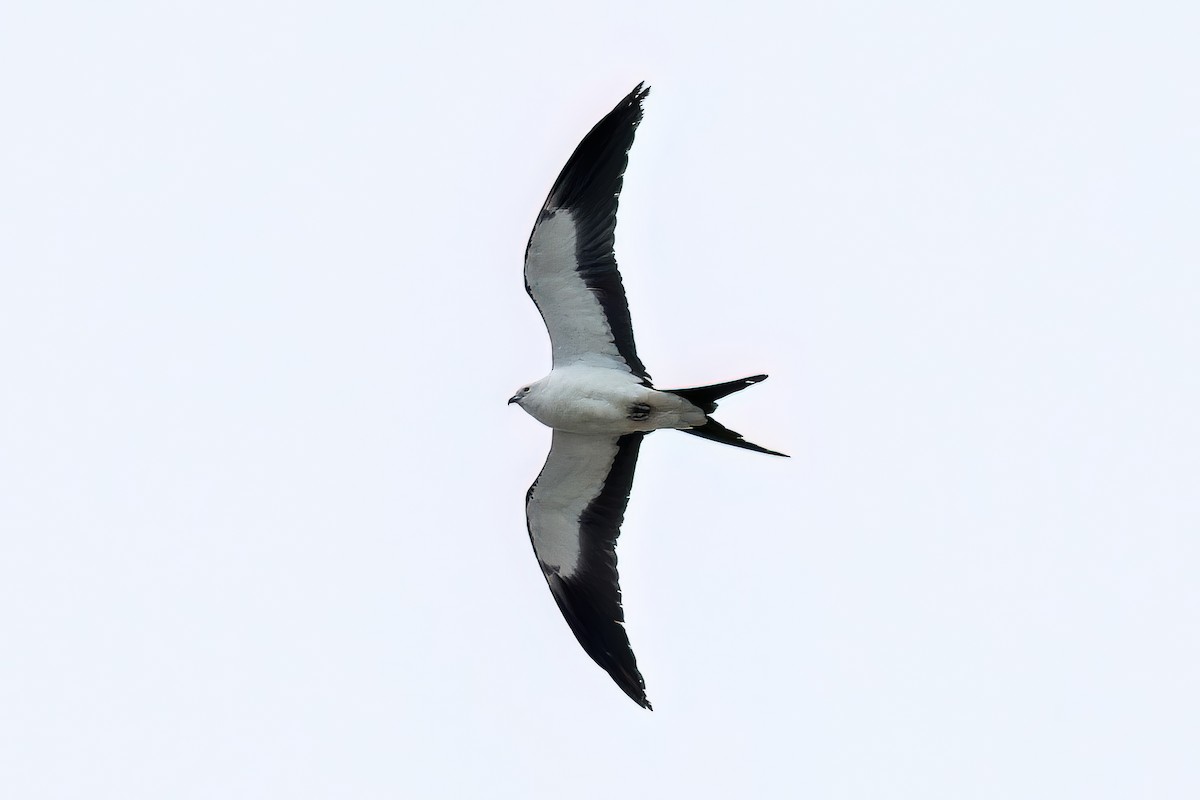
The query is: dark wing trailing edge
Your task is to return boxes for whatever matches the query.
[524,83,651,382]
[525,431,651,709]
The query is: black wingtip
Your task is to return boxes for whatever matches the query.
[542,82,651,213]
[615,667,653,710]
[616,671,653,710]
[547,568,655,709]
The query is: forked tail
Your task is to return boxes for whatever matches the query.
[664,374,788,457]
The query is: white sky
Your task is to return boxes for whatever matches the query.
[2,1,1198,797]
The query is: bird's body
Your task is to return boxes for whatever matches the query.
[510,83,785,709]
[513,365,706,435]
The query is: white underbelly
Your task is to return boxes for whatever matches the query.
[531,396,635,434]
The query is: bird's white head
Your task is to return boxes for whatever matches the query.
[508,383,534,406]
[508,376,550,410]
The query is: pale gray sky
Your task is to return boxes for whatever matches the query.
[2,1,1197,797]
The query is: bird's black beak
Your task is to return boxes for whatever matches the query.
[507,395,519,405]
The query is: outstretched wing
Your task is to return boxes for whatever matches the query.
[524,83,651,381]
[525,430,650,708]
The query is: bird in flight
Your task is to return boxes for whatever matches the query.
[510,83,786,709]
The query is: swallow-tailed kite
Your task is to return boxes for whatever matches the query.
[510,83,786,709]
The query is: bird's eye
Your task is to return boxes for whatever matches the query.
[522,386,530,393]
